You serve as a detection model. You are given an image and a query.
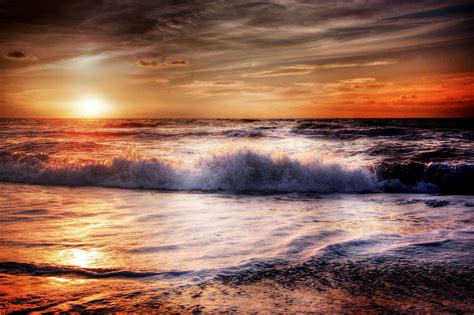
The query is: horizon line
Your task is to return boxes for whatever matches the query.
[0,117,472,120]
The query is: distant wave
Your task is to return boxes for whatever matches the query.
[292,124,411,139]
[291,120,474,142]
[62,129,266,139]
[0,149,472,194]
[0,262,184,279]
[104,121,163,128]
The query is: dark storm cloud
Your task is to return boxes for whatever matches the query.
[0,1,469,42]
[210,0,388,29]
[386,2,474,21]
[1,1,472,55]
[0,0,226,69]
[0,0,224,37]
[1,0,473,80]
[148,0,473,75]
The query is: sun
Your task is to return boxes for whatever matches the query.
[75,96,109,118]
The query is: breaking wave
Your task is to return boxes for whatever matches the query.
[0,149,472,194]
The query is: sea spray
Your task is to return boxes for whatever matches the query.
[1,147,472,194]
[0,148,377,193]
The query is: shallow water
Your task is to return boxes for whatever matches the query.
[0,119,473,312]
[0,184,473,312]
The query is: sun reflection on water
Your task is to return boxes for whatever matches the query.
[48,276,93,286]
[59,249,102,268]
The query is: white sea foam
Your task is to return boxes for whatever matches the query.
[1,148,472,194]
[0,149,378,193]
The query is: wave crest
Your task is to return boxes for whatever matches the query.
[1,149,472,194]
[0,149,377,193]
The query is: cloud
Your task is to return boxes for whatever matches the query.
[3,51,37,61]
[6,51,25,58]
[139,59,158,67]
[316,60,397,69]
[179,80,274,97]
[1,1,471,72]
[1,1,473,118]
[0,1,224,37]
[139,58,189,67]
[165,59,189,66]
[386,3,474,21]
[244,64,315,78]
[400,94,418,100]
[339,78,377,84]
[283,78,390,98]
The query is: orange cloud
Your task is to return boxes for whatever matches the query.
[305,74,474,117]
[139,59,158,67]
[165,59,189,66]
[244,65,315,78]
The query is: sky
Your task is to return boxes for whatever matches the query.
[0,0,473,118]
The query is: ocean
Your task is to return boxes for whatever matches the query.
[0,118,473,312]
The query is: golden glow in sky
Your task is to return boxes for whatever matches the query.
[75,96,110,118]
